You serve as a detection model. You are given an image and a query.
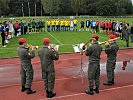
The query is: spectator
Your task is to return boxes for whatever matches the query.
[1,22,6,47]
[14,21,19,36]
[9,21,14,38]
[23,21,28,35]
[130,23,133,42]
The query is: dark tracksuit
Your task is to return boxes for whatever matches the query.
[130,26,133,42]
[85,42,102,89]
[38,46,59,92]
[105,42,119,82]
[1,25,5,46]
[18,46,35,88]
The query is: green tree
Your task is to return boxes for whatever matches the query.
[0,0,10,16]
[41,0,61,16]
[95,0,117,16]
[71,0,87,16]
[71,0,85,16]
[59,0,73,15]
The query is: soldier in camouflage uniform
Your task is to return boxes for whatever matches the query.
[85,37,102,95]
[122,23,130,47]
[103,34,119,85]
[17,38,36,94]
[38,38,59,98]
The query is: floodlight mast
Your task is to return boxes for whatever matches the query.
[22,2,24,17]
[35,2,36,17]
[28,1,30,17]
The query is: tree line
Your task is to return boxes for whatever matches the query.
[0,0,133,17]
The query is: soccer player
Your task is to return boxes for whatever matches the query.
[51,20,55,31]
[86,19,90,32]
[47,20,51,32]
[73,18,78,31]
[79,20,85,31]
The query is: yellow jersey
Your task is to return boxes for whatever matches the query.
[47,21,51,25]
[73,19,78,24]
[65,21,69,26]
[51,21,55,25]
[60,21,64,26]
[56,21,60,25]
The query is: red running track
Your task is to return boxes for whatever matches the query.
[0,49,133,100]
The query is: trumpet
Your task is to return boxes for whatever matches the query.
[49,44,58,52]
[99,37,119,45]
[82,41,89,50]
[82,38,98,50]
[27,44,39,50]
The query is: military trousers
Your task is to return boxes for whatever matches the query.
[20,65,34,88]
[106,60,116,82]
[88,62,100,89]
[43,72,55,92]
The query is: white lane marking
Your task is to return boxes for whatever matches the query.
[40,84,133,100]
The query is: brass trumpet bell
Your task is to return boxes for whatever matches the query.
[99,37,119,45]
[27,44,38,50]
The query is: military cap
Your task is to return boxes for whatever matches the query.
[43,38,50,43]
[18,38,26,43]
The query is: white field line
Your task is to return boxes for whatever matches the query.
[46,32,62,45]
[41,84,133,100]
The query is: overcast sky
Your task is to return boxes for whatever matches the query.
[132,0,133,3]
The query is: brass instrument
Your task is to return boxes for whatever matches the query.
[82,38,98,50]
[99,37,119,45]
[49,44,58,51]
[82,41,89,50]
[79,37,119,55]
[27,44,38,50]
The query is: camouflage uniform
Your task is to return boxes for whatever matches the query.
[122,24,130,47]
[105,42,119,83]
[18,46,35,88]
[38,46,59,92]
[85,42,102,90]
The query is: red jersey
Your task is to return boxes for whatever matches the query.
[105,22,109,28]
[109,22,112,28]
[100,21,105,28]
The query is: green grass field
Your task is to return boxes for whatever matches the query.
[0,17,133,58]
[0,31,133,58]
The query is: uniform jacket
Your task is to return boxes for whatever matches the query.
[85,42,102,63]
[18,46,35,70]
[38,46,59,78]
[105,42,119,61]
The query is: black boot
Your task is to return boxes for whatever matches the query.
[26,88,36,94]
[112,78,115,84]
[21,86,27,92]
[94,87,99,94]
[85,89,94,95]
[103,81,113,86]
[46,90,49,98]
[47,91,56,98]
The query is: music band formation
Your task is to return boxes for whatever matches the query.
[17,33,119,98]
